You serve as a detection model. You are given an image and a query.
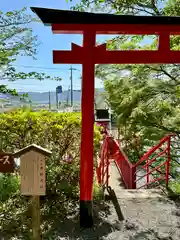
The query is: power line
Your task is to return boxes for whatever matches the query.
[1,77,61,80]
[7,85,82,91]
[7,89,82,93]
[3,83,81,88]
[11,64,81,71]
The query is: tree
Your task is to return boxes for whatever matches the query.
[0,8,61,95]
[67,0,174,15]
[66,0,180,182]
[67,0,180,133]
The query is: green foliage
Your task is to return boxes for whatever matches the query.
[68,0,166,15]
[0,109,102,238]
[66,0,180,186]
[0,85,19,96]
[169,180,180,195]
[0,8,61,95]
[103,75,179,164]
[93,182,104,200]
[0,174,20,201]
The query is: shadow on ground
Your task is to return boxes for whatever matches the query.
[0,195,123,240]
[43,201,122,240]
[117,177,126,188]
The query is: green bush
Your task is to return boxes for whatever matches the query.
[0,174,20,201]
[168,180,180,195]
[0,108,102,238]
[0,108,101,197]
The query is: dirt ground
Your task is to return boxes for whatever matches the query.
[48,162,180,240]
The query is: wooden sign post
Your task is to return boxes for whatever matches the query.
[14,144,51,240]
[0,152,15,173]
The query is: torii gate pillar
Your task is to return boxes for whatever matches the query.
[54,30,97,227]
[31,7,180,228]
[79,31,96,227]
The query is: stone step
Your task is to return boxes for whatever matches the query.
[109,188,166,199]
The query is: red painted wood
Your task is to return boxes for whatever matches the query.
[94,50,180,64]
[54,49,180,64]
[53,43,83,64]
[80,31,96,201]
[52,19,179,194]
[159,33,170,51]
[53,41,180,65]
[52,23,180,35]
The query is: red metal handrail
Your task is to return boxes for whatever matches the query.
[134,135,172,167]
[134,134,174,188]
[96,134,136,189]
[96,132,175,190]
[113,141,136,189]
[96,136,111,188]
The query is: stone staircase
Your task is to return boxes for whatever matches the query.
[105,161,180,240]
[108,161,165,199]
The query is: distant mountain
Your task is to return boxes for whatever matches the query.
[1,88,105,105]
[26,90,82,104]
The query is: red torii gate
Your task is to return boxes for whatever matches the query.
[31,7,180,228]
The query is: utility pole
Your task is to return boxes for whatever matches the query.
[56,90,58,110]
[66,86,70,106]
[48,91,51,110]
[70,66,77,107]
[70,66,73,107]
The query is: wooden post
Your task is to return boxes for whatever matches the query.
[32,196,41,240]
[14,144,51,240]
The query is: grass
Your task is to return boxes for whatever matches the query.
[168,180,180,196]
[93,182,104,201]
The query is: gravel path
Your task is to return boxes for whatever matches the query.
[49,162,180,240]
[48,197,180,240]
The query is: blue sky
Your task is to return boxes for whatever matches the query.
[1,0,116,92]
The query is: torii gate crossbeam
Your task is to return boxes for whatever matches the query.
[31,7,180,228]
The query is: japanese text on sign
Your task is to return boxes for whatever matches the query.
[0,153,15,173]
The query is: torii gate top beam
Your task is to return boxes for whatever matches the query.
[31,7,180,34]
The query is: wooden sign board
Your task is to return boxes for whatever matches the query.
[14,144,51,196]
[20,150,46,196]
[0,152,15,173]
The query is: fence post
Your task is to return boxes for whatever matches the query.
[146,157,150,188]
[102,142,105,185]
[166,136,171,188]
[131,165,136,189]
[106,155,110,188]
